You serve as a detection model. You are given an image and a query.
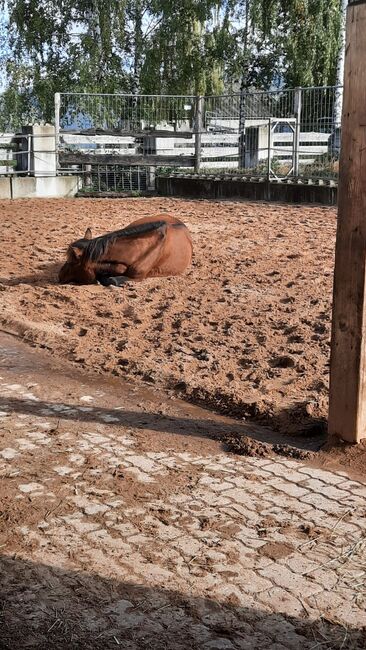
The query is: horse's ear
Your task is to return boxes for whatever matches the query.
[70,246,83,260]
[84,227,92,240]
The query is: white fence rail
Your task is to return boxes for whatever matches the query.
[58,126,331,172]
[1,127,333,177]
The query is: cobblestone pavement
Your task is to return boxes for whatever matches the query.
[0,334,365,649]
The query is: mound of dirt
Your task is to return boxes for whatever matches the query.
[315,436,366,480]
[222,432,313,460]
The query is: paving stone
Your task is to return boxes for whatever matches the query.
[127,455,160,473]
[18,482,44,493]
[173,535,203,557]
[332,602,366,627]
[83,503,110,515]
[264,463,305,483]
[196,490,232,507]
[236,526,266,549]
[63,515,101,534]
[300,478,349,500]
[266,493,314,519]
[258,586,306,618]
[225,488,258,509]
[124,467,155,483]
[267,477,309,498]
[337,480,366,498]
[300,493,349,515]
[0,447,18,459]
[298,467,344,485]
[259,564,324,597]
[339,494,366,509]
[211,481,235,493]
[235,569,273,593]
[309,568,339,591]
[280,553,319,576]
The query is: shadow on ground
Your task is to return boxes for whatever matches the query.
[0,555,364,650]
[0,394,326,453]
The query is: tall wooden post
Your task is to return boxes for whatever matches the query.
[54,92,61,173]
[328,0,366,443]
[293,87,302,177]
[194,95,203,173]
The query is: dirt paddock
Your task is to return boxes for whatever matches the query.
[1,197,366,649]
[0,196,365,470]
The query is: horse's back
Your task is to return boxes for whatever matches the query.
[127,214,185,228]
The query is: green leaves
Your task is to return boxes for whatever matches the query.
[249,0,343,88]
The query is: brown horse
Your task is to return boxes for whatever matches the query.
[58,215,193,287]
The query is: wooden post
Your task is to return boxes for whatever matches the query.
[293,87,302,177]
[194,95,203,173]
[328,0,366,443]
[267,119,273,180]
[54,92,61,173]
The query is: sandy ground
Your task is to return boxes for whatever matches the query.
[0,197,335,439]
[0,333,365,649]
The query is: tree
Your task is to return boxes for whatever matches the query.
[249,0,343,88]
[0,0,346,130]
[1,0,130,123]
[141,1,236,95]
[333,0,347,125]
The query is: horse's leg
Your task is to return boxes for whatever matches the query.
[127,225,167,280]
[98,275,130,287]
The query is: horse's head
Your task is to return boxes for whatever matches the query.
[59,228,96,285]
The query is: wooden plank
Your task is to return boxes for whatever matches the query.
[272,145,328,155]
[62,134,136,145]
[201,160,238,169]
[328,1,366,443]
[273,132,330,143]
[273,158,318,165]
[60,129,193,139]
[63,147,137,155]
[59,152,195,166]
[299,132,331,142]
[202,152,238,161]
[201,134,239,144]
[201,147,239,158]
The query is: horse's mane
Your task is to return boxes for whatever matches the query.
[71,220,169,262]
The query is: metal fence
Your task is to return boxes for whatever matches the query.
[56,86,342,190]
[57,93,196,134]
[0,86,342,189]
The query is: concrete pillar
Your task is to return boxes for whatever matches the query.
[22,124,56,177]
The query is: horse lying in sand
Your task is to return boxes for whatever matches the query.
[59,215,193,287]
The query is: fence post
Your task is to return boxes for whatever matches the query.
[267,119,273,181]
[54,92,61,174]
[328,0,366,443]
[194,95,203,173]
[294,87,302,177]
